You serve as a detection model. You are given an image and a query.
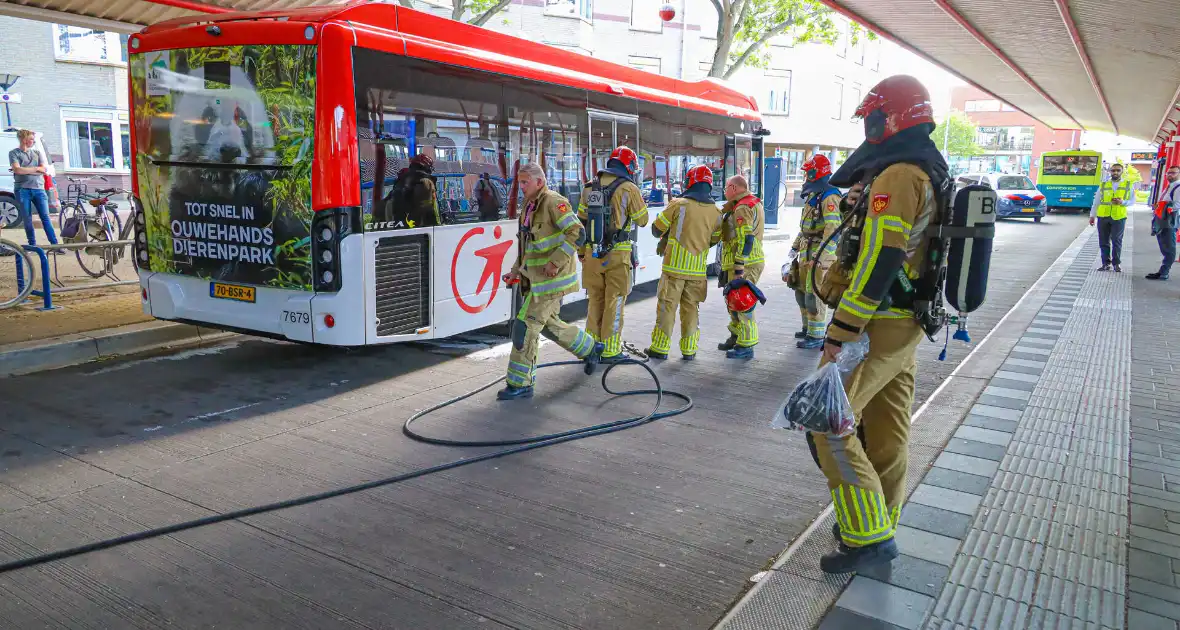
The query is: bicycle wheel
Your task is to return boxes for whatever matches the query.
[75,217,113,278]
[0,238,36,309]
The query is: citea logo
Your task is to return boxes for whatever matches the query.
[451,225,514,314]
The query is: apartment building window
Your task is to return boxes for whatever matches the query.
[832,77,844,120]
[837,23,848,58]
[547,0,592,21]
[53,25,127,64]
[630,0,663,31]
[61,108,129,172]
[629,56,662,74]
[849,84,862,122]
[765,69,792,116]
[965,99,1002,113]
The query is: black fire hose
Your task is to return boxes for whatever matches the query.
[0,358,691,574]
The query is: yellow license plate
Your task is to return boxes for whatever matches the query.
[1059,198,1072,202]
[1022,208,1037,213]
[210,282,256,303]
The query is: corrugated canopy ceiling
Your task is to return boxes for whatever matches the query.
[5,0,1179,143]
[826,0,1180,144]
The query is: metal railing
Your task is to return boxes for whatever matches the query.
[3,239,138,311]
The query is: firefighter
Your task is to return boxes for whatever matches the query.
[1089,162,1133,272]
[786,154,842,349]
[646,165,722,360]
[810,75,951,573]
[499,163,604,400]
[578,146,650,363]
[384,154,441,228]
[717,175,765,359]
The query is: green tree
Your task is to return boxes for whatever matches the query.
[705,0,872,80]
[931,110,983,159]
[397,0,511,26]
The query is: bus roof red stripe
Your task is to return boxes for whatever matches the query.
[135,2,761,122]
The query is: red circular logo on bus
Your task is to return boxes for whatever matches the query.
[451,225,514,314]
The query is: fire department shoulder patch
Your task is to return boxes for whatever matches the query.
[737,217,745,225]
[871,193,890,214]
[557,202,570,213]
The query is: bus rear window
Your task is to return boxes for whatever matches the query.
[1042,155,1098,177]
[130,45,316,167]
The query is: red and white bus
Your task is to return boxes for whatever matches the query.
[128,2,764,345]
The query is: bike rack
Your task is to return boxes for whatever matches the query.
[8,240,138,311]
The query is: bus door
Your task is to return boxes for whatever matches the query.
[580,111,655,295]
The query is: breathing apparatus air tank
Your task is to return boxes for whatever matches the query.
[941,183,997,345]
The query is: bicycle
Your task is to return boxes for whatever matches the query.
[59,184,135,279]
[0,226,36,309]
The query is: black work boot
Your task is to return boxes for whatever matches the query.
[794,328,808,339]
[1147,271,1169,280]
[1098,264,1111,271]
[717,335,737,351]
[583,342,605,375]
[820,538,899,574]
[832,522,842,543]
[797,336,824,350]
[1113,264,1122,273]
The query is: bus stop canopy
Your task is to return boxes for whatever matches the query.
[823,0,1180,145]
[4,0,1178,144]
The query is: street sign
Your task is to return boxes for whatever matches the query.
[0,93,21,104]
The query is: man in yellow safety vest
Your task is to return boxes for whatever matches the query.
[1089,162,1134,272]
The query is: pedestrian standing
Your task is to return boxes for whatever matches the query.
[646,165,721,360]
[1090,163,1133,272]
[8,129,60,249]
[1148,165,1180,280]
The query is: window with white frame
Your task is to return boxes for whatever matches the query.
[965,99,1002,112]
[53,25,127,64]
[833,77,845,120]
[698,2,719,39]
[849,84,862,122]
[630,0,663,31]
[629,56,662,74]
[61,108,129,172]
[765,69,791,116]
[546,0,593,21]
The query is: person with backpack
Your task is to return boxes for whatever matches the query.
[786,154,843,350]
[473,172,503,222]
[577,146,649,364]
[383,154,440,228]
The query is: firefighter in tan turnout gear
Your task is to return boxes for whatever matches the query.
[786,153,842,349]
[646,165,722,360]
[810,75,951,574]
[499,163,604,401]
[717,175,765,359]
[578,146,650,363]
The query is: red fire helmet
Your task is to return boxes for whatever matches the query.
[725,284,759,314]
[686,164,713,188]
[853,75,935,144]
[410,153,435,171]
[610,146,640,177]
[802,154,832,181]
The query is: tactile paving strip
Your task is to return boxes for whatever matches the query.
[929,230,1131,630]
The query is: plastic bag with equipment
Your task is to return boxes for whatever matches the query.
[774,334,870,436]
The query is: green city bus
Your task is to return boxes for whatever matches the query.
[1036,150,1102,213]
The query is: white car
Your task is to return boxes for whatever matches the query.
[0,129,61,229]
[955,172,1046,222]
